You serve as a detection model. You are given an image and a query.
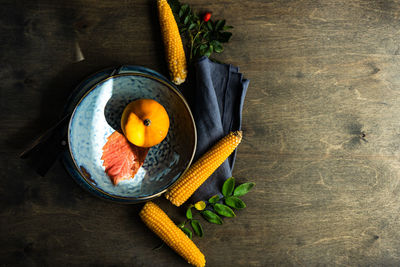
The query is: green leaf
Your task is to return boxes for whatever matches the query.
[210,40,223,53]
[222,25,234,31]
[219,32,232,43]
[225,196,246,209]
[215,20,225,31]
[201,210,223,224]
[181,227,192,239]
[233,182,255,197]
[191,219,204,237]
[206,21,213,31]
[210,40,219,46]
[181,4,189,13]
[204,45,213,57]
[193,45,200,57]
[186,207,193,220]
[197,44,208,57]
[168,0,181,14]
[214,45,223,53]
[203,31,210,41]
[199,43,208,50]
[188,23,196,30]
[222,177,235,197]
[169,0,233,61]
[179,8,184,18]
[208,195,220,204]
[184,15,190,25]
[214,203,236,217]
[179,5,190,20]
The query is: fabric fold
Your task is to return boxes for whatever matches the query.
[189,57,249,201]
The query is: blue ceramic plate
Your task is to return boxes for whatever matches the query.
[62,66,196,203]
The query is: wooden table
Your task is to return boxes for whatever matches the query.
[2,0,400,266]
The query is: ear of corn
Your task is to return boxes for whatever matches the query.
[140,202,206,267]
[157,0,187,85]
[165,131,243,206]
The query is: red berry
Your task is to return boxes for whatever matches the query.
[203,12,211,22]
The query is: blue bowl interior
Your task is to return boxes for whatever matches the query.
[67,72,196,200]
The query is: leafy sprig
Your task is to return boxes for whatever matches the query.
[167,0,233,63]
[177,177,255,239]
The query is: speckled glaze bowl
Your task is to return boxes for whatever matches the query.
[61,66,196,203]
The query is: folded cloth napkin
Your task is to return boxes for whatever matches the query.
[187,56,249,202]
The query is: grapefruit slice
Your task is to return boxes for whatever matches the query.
[101,131,149,185]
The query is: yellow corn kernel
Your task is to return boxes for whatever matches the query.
[139,202,206,267]
[157,0,187,85]
[165,131,242,206]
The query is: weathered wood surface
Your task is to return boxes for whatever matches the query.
[2,0,400,266]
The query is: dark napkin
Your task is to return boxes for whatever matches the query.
[188,56,249,202]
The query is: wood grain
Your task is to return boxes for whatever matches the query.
[2,0,400,266]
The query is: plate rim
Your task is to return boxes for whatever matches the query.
[67,70,197,201]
